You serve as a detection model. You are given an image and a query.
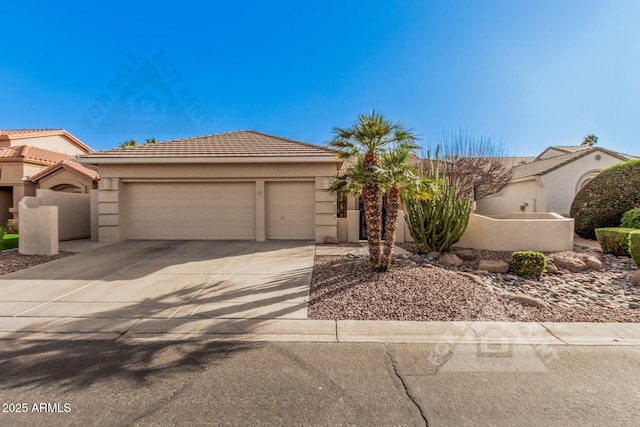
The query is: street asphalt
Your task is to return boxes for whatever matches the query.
[0,340,639,426]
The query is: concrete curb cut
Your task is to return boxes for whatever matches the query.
[0,317,638,345]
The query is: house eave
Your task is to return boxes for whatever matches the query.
[76,156,338,165]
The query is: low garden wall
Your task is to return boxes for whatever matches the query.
[455,212,574,252]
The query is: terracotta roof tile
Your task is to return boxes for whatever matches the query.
[81,130,336,159]
[0,145,73,165]
[28,160,99,183]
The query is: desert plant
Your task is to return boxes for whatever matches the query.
[405,149,472,252]
[330,111,419,271]
[570,159,640,239]
[629,231,640,267]
[4,218,18,234]
[620,208,640,229]
[510,251,547,279]
[595,227,634,256]
[376,148,438,270]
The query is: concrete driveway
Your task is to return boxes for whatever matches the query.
[0,240,314,320]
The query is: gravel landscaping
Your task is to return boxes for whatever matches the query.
[0,250,75,276]
[309,243,640,322]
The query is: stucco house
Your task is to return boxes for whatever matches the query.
[29,160,99,193]
[476,145,636,217]
[77,130,339,243]
[0,129,94,223]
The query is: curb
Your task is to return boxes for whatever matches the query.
[0,317,638,345]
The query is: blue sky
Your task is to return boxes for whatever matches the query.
[1,0,639,156]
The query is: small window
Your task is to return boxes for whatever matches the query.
[337,193,347,218]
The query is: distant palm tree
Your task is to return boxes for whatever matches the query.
[581,134,598,147]
[119,139,138,148]
[330,111,418,271]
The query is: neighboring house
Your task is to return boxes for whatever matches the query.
[476,145,636,217]
[0,129,94,223]
[29,160,99,193]
[77,130,339,243]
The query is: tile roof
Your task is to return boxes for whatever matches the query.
[80,130,336,160]
[511,147,630,180]
[0,129,93,153]
[537,145,636,161]
[28,160,99,183]
[0,145,73,165]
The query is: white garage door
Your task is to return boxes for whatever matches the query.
[126,182,256,240]
[266,181,315,240]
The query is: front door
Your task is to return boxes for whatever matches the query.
[359,197,387,240]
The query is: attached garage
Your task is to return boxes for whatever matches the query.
[125,182,256,240]
[266,181,315,240]
[79,130,339,243]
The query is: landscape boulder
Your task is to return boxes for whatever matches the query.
[477,260,509,273]
[440,253,463,267]
[455,249,476,261]
[549,252,589,273]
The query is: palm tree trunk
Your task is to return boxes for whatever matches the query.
[381,186,400,271]
[363,182,382,267]
[363,151,382,267]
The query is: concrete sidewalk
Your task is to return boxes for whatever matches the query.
[1,317,638,345]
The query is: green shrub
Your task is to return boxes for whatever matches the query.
[570,159,640,239]
[0,226,4,251]
[620,208,640,229]
[629,231,640,267]
[4,219,18,234]
[2,235,18,250]
[595,227,633,255]
[510,251,547,279]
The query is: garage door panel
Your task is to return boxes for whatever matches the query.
[266,182,315,240]
[126,182,256,240]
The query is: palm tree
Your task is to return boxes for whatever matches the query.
[330,111,418,271]
[376,148,439,269]
[119,139,138,148]
[581,134,598,147]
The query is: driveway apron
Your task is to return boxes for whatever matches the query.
[0,241,314,320]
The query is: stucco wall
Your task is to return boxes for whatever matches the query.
[10,135,87,156]
[95,162,338,243]
[455,213,574,252]
[35,189,91,240]
[475,179,544,216]
[541,151,623,216]
[36,169,94,193]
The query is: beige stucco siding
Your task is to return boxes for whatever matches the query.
[35,169,94,193]
[540,151,622,216]
[475,179,544,215]
[9,135,87,156]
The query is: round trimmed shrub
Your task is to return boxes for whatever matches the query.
[570,159,640,239]
[620,208,640,229]
[510,251,547,279]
